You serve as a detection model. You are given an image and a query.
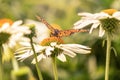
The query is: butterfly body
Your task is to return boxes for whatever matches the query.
[36,16,88,37]
[50,29,60,37]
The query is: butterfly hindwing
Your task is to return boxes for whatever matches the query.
[58,29,89,37]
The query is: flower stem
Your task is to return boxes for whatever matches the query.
[105,33,111,80]
[52,57,58,80]
[12,57,19,71]
[30,38,43,80]
[0,46,3,80]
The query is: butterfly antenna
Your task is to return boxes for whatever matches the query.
[36,16,46,24]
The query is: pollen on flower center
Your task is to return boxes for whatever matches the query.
[0,19,13,27]
[102,9,117,15]
[40,37,64,46]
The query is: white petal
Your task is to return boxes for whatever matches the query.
[50,42,57,47]
[34,45,46,52]
[57,46,76,57]
[113,12,120,20]
[99,26,105,37]
[59,44,91,54]
[8,40,16,48]
[13,26,31,34]
[78,13,93,17]
[71,48,91,54]
[0,23,10,31]
[31,54,46,64]
[8,33,23,48]
[74,20,93,29]
[95,12,109,19]
[16,50,33,62]
[45,47,54,56]
[20,37,30,42]
[89,26,94,34]
[63,51,76,58]
[57,54,66,62]
[12,20,22,28]
[60,44,91,49]
[89,22,100,34]
[10,27,30,35]
[19,42,31,46]
[17,43,46,55]
[15,47,31,54]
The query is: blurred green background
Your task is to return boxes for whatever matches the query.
[1,0,120,80]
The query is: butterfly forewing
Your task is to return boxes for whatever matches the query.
[36,16,56,33]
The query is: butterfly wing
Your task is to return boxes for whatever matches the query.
[36,16,89,37]
[57,29,89,37]
[36,16,56,33]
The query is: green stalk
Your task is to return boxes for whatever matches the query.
[30,38,43,80]
[12,57,19,71]
[52,57,58,80]
[0,46,3,80]
[105,33,111,80]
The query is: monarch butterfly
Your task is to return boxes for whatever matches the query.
[36,16,89,37]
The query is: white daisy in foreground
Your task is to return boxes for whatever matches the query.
[15,37,91,64]
[74,9,120,37]
[0,19,30,62]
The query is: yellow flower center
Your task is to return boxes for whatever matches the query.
[0,19,13,27]
[102,9,117,15]
[40,37,64,46]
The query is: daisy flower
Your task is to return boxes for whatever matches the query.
[0,19,30,62]
[74,9,120,37]
[16,19,91,80]
[15,37,91,64]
